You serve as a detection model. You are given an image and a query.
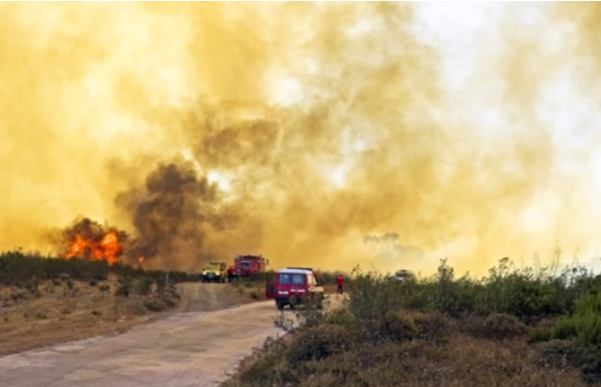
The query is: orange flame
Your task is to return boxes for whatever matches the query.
[64,231,121,265]
[138,256,145,265]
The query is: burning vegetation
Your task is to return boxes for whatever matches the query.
[61,218,128,266]
[58,162,223,269]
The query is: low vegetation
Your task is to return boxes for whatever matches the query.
[224,257,601,387]
[0,249,199,355]
[0,249,198,287]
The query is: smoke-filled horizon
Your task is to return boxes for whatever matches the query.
[2,2,601,275]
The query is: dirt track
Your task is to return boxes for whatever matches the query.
[0,283,285,387]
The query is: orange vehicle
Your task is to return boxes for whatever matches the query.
[266,268,324,310]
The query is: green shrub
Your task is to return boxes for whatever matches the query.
[234,337,291,387]
[462,313,528,340]
[482,313,529,340]
[287,324,354,364]
[573,345,601,384]
[552,317,578,340]
[529,327,553,344]
[535,339,575,370]
[324,307,355,328]
[346,268,404,323]
[374,311,417,343]
[115,277,132,297]
[413,312,451,342]
[136,277,154,296]
[573,292,601,346]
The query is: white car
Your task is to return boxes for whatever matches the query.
[394,269,414,282]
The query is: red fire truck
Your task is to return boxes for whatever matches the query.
[227,254,269,281]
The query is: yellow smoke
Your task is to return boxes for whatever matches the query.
[1,2,600,276]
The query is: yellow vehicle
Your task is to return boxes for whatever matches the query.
[202,261,227,283]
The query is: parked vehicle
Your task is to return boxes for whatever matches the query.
[394,269,415,282]
[285,267,321,284]
[231,254,269,279]
[266,268,324,310]
[202,261,227,283]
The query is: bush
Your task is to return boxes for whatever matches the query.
[529,327,553,344]
[572,292,601,346]
[462,313,528,340]
[136,277,154,296]
[287,324,354,364]
[374,311,417,343]
[552,317,578,340]
[413,312,451,342]
[346,268,404,323]
[324,307,355,328]
[573,344,601,384]
[234,337,290,387]
[144,296,167,312]
[535,339,575,369]
[115,277,132,297]
[482,313,529,340]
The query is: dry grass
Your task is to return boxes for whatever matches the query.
[0,275,270,357]
[0,274,176,356]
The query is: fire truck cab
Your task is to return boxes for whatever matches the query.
[267,268,324,310]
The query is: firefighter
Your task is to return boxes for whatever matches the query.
[336,274,345,294]
[227,265,236,283]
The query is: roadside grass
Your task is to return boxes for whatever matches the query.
[0,249,195,320]
[0,249,207,355]
[223,258,601,387]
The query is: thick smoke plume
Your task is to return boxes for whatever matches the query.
[3,3,601,275]
[115,161,233,270]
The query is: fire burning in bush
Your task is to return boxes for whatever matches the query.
[61,218,128,266]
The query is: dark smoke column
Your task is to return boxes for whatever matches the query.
[115,160,231,270]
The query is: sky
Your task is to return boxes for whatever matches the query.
[1,2,601,276]
[413,2,601,273]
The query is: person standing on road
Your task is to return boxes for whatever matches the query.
[227,265,236,283]
[336,274,345,294]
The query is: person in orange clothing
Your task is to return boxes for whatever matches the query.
[336,274,345,294]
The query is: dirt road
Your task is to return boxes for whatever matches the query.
[0,283,284,387]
